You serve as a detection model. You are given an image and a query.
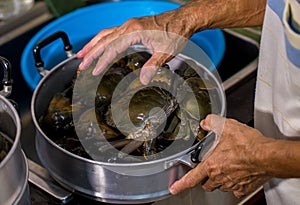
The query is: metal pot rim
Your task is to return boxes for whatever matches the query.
[31,51,226,168]
[0,95,22,168]
[11,150,30,204]
[0,95,30,205]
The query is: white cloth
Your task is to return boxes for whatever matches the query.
[255,0,300,204]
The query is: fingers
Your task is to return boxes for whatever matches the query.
[201,173,241,192]
[232,184,252,198]
[200,114,226,136]
[92,35,136,75]
[201,178,222,192]
[233,176,270,198]
[140,52,173,85]
[78,43,106,71]
[171,115,268,198]
[77,27,115,58]
[92,50,117,76]
[77,28,118,71]
[169,163,208,195]
[219,182,241,192]
[77,28,171,84]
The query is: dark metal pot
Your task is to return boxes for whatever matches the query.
[0,57,31,205]
[31,31,226,204]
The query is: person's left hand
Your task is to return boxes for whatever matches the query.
[169,114,272,198]
[76,12,192,85]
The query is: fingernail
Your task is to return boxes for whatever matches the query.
[200,120,208,130]
[77,50,84,58]
[78,62,84,70]
[169,185,177,195]
[140,72,154,85]
[234,191,244,198]
[92,68,100,76]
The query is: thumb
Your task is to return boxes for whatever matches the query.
[200,114,226,136]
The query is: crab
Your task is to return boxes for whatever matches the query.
[103,65,214,160]
[39,48,216,162]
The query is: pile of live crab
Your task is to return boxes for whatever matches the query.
[39,48,217,163]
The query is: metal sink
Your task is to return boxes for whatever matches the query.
[0,2,260,204]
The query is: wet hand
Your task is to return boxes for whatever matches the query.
[169,114,271,198]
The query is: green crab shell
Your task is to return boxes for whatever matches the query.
[106,86,177,139]
[181,90,211,121]
[128,87,177,126]
[39,93,74,132]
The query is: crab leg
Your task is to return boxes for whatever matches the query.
[98,139,131,152]
[118,136,144,158]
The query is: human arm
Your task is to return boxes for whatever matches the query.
[169,114,300,198]
[77,0,266,84]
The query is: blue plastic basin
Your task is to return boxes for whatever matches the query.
[21,1,225,90]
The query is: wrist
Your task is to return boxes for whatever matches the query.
[253,137,278,176]
[256,138,300,178]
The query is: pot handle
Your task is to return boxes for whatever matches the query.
[33,31,74,76]
[164,132,216,169]
[190,132,216,164]
[0,56,13,97]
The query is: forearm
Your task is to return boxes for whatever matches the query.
[175,0,266,34]
[257,138,300,178]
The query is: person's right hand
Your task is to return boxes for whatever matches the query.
[77,9,195,85]
[169,114,272,198]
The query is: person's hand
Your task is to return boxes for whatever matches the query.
[77,10,194,85]
[169,114,272,198]
[76,0,266,85]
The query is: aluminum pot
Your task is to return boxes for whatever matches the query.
[31,31,226,204]
[0,57,31,205]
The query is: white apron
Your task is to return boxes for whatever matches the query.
[255,0,300,204]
